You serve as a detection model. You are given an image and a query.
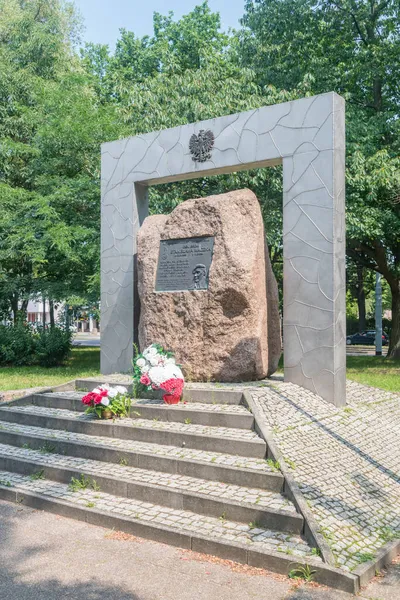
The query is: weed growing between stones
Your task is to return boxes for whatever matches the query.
[266,458,280,471]
[249,520,262,530]
[69,474,100,492]
[288,564,316,582]
[356,552,375,563]
[285,458,296,470]
[29,470,45,480]
[39,441,56,454]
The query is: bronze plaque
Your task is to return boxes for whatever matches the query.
[155,236,214,292]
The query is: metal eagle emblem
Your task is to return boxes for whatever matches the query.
[189,129,215,163]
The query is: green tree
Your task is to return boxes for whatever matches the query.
[239,0,400,357]
[84,6,307,305]
[0,0,118,320]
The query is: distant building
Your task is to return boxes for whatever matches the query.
[26,299,63,325]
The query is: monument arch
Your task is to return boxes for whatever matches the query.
[101,92,346,406]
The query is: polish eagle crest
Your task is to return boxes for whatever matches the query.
[189,129,215,163]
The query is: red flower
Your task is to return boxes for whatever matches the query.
[140,374,151,386]
[160,378,184,404]
[82,391,96,405]
[93,394,103,405]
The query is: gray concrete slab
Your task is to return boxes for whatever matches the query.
[0,499,398,600]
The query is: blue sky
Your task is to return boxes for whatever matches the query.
[74,0,245,48]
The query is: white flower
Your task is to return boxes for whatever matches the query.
[141,365,149,374]
[92,387,102,394]
[148,366,168,387]
[136,358,146,368]
[145,346,158,357]
[100,397,110,406]
[148,364,184,387]
[165,357,176,365]
[164,363,184,381]
[150,355,160,367]
[114,385,127,395]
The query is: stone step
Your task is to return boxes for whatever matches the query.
[0,444,302,533]
[0,405,266,458]
[32,392,255,430]
[0,469,318,571]
[0,420,281,490]
[76,379,244,405]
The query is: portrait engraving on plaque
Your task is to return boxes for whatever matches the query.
[155,236,214,292]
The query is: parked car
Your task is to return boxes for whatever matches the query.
[346,330,389,346]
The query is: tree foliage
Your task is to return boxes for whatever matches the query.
[1,0,399,357]
[239,0,400,356]
[0,0,118,320]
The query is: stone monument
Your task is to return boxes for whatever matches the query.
[137,189,281,382]
[101,93,346,406]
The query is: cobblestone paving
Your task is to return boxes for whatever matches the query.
[0,420,270,471]
[0,443,294,512]
[0,405,261,442]
[249,380,400,572]
[0,469,317,559]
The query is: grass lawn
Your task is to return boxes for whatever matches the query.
[346,355,400,393]
[0,347,101,391]
[0,346,399,395]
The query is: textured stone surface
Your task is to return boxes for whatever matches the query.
[0,470,315,559]
[0,405,262,442]
[248,380,400,572]
[0,419,270,472]
[137,189,280,382]
[101,92,346,406]
[0,444,292,512]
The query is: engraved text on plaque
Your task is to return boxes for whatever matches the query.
[155,236,214,292]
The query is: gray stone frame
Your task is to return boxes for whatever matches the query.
[101,92,346,406]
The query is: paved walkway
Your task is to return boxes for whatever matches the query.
[251,380,400,572]
[0,500,398,600]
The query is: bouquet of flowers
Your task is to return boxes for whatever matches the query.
[82,384,131,419]
[133,344,185,404]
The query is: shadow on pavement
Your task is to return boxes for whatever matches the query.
[0,503,139,600]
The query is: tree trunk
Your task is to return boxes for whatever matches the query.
[10,294,18,325]
[42,297,46,328]
[356,265,366,331]
[387,281,400,359]
[49,299,55,329]
[20,299,29,322]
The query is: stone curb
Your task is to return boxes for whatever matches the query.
[0,484,359,594]
[0,453,301,533]
[1,381,76,409]
[0,407,266,459]
[32,393,255,430]
[352,539,400,587]
[0,427,279,490]
[243,390,336,566]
